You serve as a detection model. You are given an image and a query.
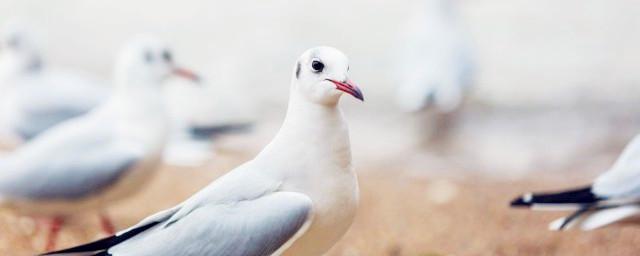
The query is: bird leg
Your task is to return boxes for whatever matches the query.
[32,217,45,236]
[99,213,116,235]
[45,216,64,252]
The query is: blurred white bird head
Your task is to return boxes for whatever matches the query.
[115,35,199,88]
[292,46,363,105]
[0,20,42,75]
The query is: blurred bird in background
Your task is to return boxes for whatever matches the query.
[394,0,475,150]
[0,20,251,167]
[0,20,109,145]
[0,35,199,251]
[511,135,640,231]
[162,81,253,167]
[43,46,362,256]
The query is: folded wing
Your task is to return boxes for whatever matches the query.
[44,191,312,256]
[0,118,144,201]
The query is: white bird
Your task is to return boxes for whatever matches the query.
[44,46,364,256]
[511,135,640,231]
[0,21,109,142]
[0,35,199,251]
[394,0,474,113]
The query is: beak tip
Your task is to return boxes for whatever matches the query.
[327,79,364,102]
[354,88,364,102]
[173,68,202,84]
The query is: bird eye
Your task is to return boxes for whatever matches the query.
[144,51,154,63]
[162,50,173,63]
[311,60,324,73]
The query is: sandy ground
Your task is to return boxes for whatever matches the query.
[1,150,639,256]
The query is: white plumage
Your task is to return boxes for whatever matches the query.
[0,35,199,251]
[45,46,363,256]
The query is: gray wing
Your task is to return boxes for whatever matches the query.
[14,108,86,140]
[0,118,144,200]
[13,78,105,140]
[109,191,312,256]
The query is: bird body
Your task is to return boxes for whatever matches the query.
[254,89,359,255]
[0,35,200,251]
[46,46,363,256]
[0,109,164,217]
[0,48,171,217]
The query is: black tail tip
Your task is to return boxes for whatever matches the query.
[510,193,533,207]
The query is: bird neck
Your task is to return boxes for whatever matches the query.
[258,88,352,172]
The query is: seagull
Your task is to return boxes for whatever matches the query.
[394,0,475,113]
[0,35,199,251]
[511,135,640,231]
[44,46,364,256]
[0,21,110,142]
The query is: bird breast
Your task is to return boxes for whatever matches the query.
[282,169,359,256]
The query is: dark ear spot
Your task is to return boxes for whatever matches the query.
[295,62,301,79]
[162,50,173,63]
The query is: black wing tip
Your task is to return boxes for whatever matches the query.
[509,185,599,207]
[39,234,114,255]
[510,194,533,207]
[41,220,161,255]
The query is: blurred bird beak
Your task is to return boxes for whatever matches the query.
[327,79,364,101]
[172,67,201,83]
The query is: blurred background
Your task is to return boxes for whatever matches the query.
[1,0,640,255]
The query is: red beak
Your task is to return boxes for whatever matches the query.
[172,67,201,83]
[327,79,364,101]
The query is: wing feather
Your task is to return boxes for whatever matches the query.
[109,192,312,256]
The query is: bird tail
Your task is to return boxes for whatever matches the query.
[549,205,640,231]
[40,221,160,256]
[189,122,253,140]
[510,185,601,210]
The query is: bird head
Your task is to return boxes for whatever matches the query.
[292,46,363,106]
[0,20,42,74]
[115,35,199,88]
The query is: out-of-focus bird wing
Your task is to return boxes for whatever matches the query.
[0,114,144,200]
